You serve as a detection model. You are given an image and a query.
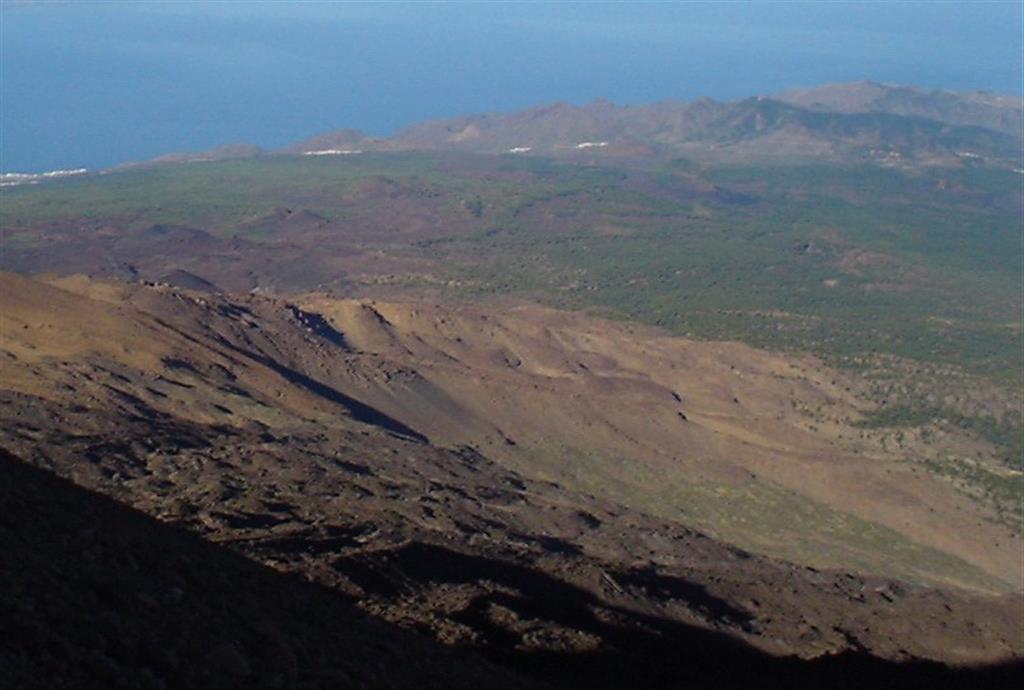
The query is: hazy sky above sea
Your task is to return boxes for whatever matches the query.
[2,1,1021,172]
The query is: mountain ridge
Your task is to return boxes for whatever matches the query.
[75,81,1023,175]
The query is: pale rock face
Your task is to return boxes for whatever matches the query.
[0,168,87,187]
[302,149,363,156]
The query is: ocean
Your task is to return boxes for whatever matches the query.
[2,1,1020,173]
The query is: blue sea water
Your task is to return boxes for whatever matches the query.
[2,1,1021,172]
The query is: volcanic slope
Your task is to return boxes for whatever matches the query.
[0,448,532,690]
[1,272,1023,685]
[2,272,1021,592]
[4,270,1022,592]
[296,295,1021,593]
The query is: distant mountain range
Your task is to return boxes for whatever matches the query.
[108,81,1022,172]
[775,82,1022,135]
[386,82,1021,163]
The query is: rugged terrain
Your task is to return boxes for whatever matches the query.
[4,135,1020,507]
[4,448,1021,690]
[1,272,1021,689]
[2,81,1021,687]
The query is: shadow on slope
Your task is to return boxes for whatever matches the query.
[332,543,1024,690]
[214,335,428,443]
[0,449,520,690]
[1,449,1020,690]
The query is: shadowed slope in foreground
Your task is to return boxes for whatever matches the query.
[2,450,1022,690]
[0,449,527,690]
[2,272,1023,689]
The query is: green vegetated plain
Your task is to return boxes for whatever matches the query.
[0,154,455,229]
[3,152,1021,525]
